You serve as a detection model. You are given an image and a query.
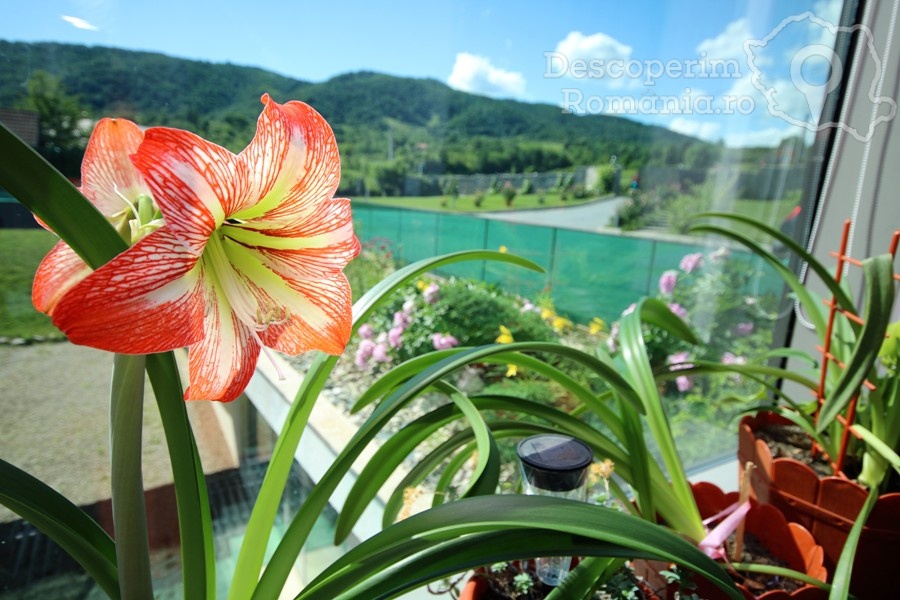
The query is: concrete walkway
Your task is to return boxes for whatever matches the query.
[480,195,630,232]
[0,342,237,523]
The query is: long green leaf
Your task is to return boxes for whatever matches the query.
[146,352,215,600]
[619,298,704,540]
[730,563,829,591]
[233,250,544,599]
[297,496,742,600]
[818,255,895,432]
[0,459,120,599]
[334,381,499,540]
[852,424,900,478]
[109,354,153,599]
[690,212,857,327]
[829,486,879,599]
[547,557,623,600]
[0,123,128,266]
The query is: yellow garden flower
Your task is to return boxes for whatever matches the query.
[551,315,573,333]
[589,317,605,335]
[496,325,514,344]
[505,364,518,378]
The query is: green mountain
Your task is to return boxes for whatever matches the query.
[0,40,712,193]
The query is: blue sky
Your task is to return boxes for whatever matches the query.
[1,0,856,147]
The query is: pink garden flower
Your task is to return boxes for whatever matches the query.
[735,322,754,336]
[423,283,441,304]
[372,343,391,363]
[659,270,678,295]
[431,333,459,350]
[667,351,693,371]
[388,326,404,348]
[679,252,704,273]
[393,310,411,329]
[354,339,377,369]
[667,302,688,320]
[676,375,694,393]
[721,352,747,366]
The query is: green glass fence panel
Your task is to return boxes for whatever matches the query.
[363,206,404,249]
[483,221,553,301]
[550,230,659,323]
[434,214,488,280]
[397,211,440,264]
[347,206,784,327]
[351,204,374,242]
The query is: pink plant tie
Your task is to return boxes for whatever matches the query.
[698,500,751,559]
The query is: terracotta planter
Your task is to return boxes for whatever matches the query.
[460,575,487,600]
[690,481,827,600]
[738,412,900,599]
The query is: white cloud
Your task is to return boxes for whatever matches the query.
[447,53,526,98]
[555,31,632,63]
[669,117,721,141]
[61,15,99,31]
[697,18,753,61]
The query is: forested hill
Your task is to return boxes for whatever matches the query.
[0,40,715,187]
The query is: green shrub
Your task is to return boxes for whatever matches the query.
[501,181,516,207]
[353,277,556,369]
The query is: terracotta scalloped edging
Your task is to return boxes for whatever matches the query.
[738,412,900,599]
[691,481,827,600]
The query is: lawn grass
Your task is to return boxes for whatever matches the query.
[0,228,64,339]
[355,190,602,212]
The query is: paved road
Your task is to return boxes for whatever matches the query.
[479,195,630,232]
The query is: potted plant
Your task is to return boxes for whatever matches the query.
[329,271,829,596]
[692,213,900,599]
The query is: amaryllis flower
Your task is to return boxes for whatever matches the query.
[33,118,159,315]
[50,94,360,402]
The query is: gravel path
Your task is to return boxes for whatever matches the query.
[0,342,236,523]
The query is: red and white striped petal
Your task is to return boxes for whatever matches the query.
[132,127,242,252]
[258,273,353,356]
[184,274,260,402]
[51,228,206,354]
[234,95,340,227]
[32,242,92,315]
[219,238,352,356]
[225,196,360,279]
[81,118,147,217]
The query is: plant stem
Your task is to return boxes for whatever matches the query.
[109,353,153,599]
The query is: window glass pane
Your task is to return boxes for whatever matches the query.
[0,0,872,595]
